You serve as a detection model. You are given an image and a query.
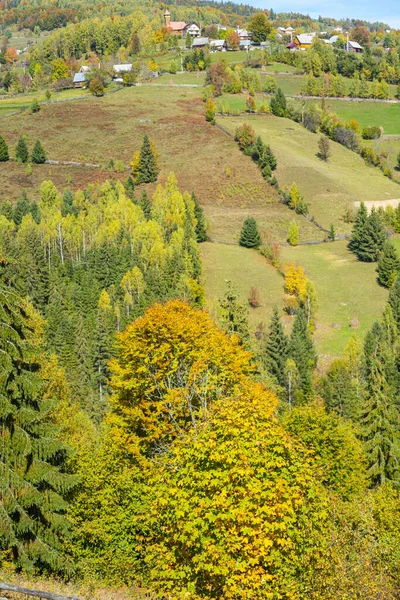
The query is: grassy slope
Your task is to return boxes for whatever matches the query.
[0,85,319,242]
[202,240,388,361]
[218,114,400,232]
[201,241,284,326]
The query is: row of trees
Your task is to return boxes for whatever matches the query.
[0,134,46,164]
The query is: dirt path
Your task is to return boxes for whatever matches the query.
[354,199,400,211]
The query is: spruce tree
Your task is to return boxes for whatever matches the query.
[239,217,262,249]
[359,355,400,487]
[352,207,386,262]
[264,306,289,385]
[377,239,400,288]
[270,88,287,117]
[15,135,29,163]
[0,133,9,161]
[388,275,400,330]
[13,191,30,226]
[137,135,158,183]
[289,309,317,400]
[0,276,75,571]
[30,200,41,224]
[192,192,207,242]
[140,189,152,219]
[264,144,277,170]
[124,175,135,200]
[31,139,47,164]
[348,202,368,255]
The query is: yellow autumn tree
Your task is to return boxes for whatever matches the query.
[284,263,308,300]
[146,380,331,599]
[108,300,254,455]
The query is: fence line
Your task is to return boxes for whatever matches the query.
[0,582,79,600]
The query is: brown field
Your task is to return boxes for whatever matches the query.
[0,86,324,243]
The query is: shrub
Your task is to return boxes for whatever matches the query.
[288,221,299,246]
[89,76,105,96]
[334,127,359,152]
[362,126,382,140]
[205,97,216,123]
[248,286,261,307]
[235,123,256,152]
[0,134,9,161]
[29,98,40,114]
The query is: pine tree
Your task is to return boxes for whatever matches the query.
[377,239,400,288]
[0,274,76,571]
[13,191,30,226]
[124,175,135,200]
[140,189,152,219]
[239,217,262,249]
[348,202,368,254]
[219,281,250,346]
[388,275,400,330]
[264,144,277,170]
[270,88,287,117]
[359,355,400,487]
[137,135,158,184]
[192,192,207,242]
[15,135,29,163]
[0,133,9,161]
[264,306,289,385]
[31,139,47,164]
[289,309,317,400]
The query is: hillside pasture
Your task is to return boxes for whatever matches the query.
[322,99,400,135]
[202,239,389,361]
[218,113,400,232]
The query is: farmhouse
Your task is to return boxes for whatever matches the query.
[192,37,210,48]
[164,10,187,37]
[292,34,315,49]
[236,28,250,40]
[210,39,227,52]
[184,22,200,37]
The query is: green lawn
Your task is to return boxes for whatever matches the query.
[202,240,389,361]
[153,72,205,85]
[274,74,303,95]
[281,241,388,358]
[321,99,400,135]
[201,241,284,328]
[218,114,400,233]
[0,88,92,117]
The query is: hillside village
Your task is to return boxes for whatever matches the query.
[3,2,400,600]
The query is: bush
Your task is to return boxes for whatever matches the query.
[89,77,105,96]
[334,127,359,152]
[29,98,40,114]
[288,221,299,246]
[362,126,382,140]
[235,123,256,152]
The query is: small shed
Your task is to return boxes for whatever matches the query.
[210,39,227,52]
[346,40,363,53]
[192,37,210,48]
[73,72,86,88]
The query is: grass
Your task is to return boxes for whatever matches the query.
[363,136,400,177]
[0,88,92,117]
[320,99,400,135]
[152,72,206,85]
[218,114,400,233]
[201,240,389,361]
[280,241,388,358]
[216,93,267,112]
[201,241,284,328]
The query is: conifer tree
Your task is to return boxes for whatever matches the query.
[0,133,9,161]
[264,144,277,170]
[388,275,400,330]
[15,135,29,163]
[124,175,135,200]
[31,139,47,164]
[140,189,152,219]
[348,202,368,254]
[13,192,30,226]
[0,273,75,571]
[359,355,400,487]
[377,240,400,288]
[289,308,317,400]
[270,88,287,117]
[239,217,261,249]
[30,200,41,224]
[219,281,250,346]
[192,192,207,242]
[264,306,288,385]
[137,135,158,183]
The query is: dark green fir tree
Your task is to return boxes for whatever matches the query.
[218,281,250,346]
[192,192,207,242]
[137,135,158,184]
[124,175,136,201]
[388,275,400,330]
[31,139,47,164]
[289,308,317,401]
[15,135,29,163]
[264,306,288,385]
[359,354,400,487]
[239,217,261,249]
[0,273,76,571]
[0,133,9,161]
[377,239,400,288]
[348,202,368,255]
[140,189,152,219]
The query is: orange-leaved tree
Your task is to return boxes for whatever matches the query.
[108,300,254,456]
[146,380,331,599]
